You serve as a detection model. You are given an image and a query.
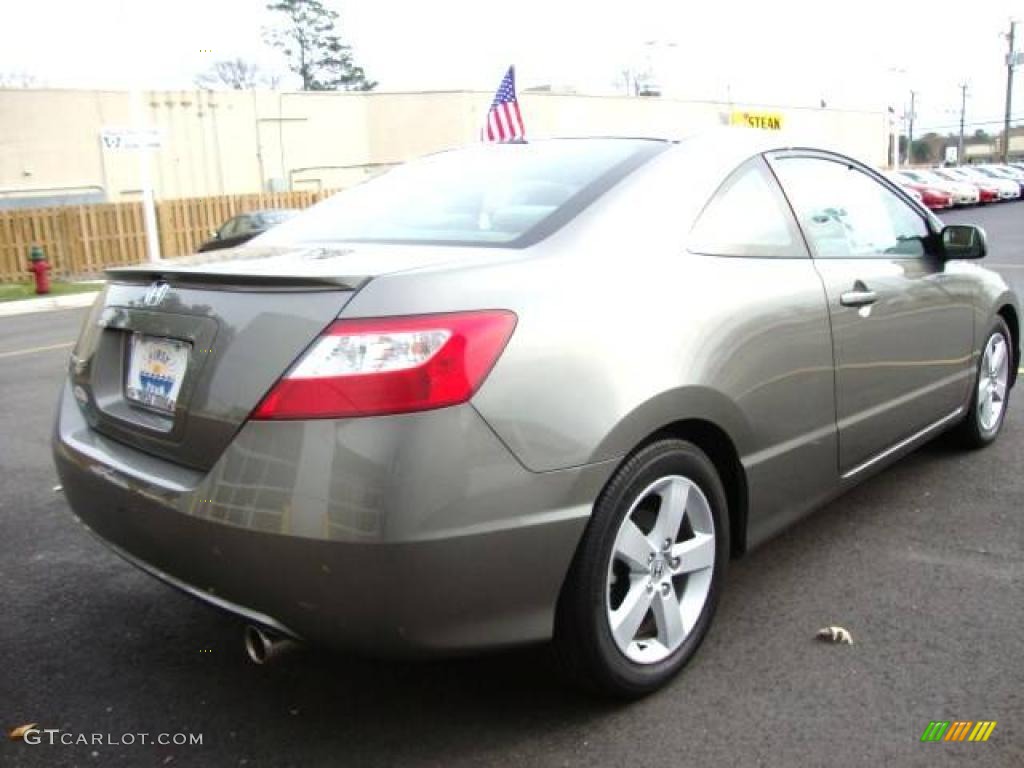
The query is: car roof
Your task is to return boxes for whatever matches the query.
[439,131,853,165]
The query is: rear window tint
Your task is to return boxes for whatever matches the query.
[255,139,667,248]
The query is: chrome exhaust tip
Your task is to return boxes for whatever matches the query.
[243,624,297,665]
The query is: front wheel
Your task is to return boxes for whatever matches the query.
[554,439,729,698]
[954,318,1013,448]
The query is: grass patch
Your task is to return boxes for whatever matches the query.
[0,281,102,303]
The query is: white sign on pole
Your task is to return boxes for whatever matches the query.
[100,127,162,151]
[945,146,958,164]
[1010,51,1024,68]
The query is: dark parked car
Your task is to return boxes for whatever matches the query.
[54,133,1019,697]
[197,209,297,252]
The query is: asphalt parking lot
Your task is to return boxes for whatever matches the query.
[2,203,1022,767]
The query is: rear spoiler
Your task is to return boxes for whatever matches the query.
[105,266,369,292]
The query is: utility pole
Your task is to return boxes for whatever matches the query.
[958,83,968,165]
[1004,20,1019,162]
[908,90,917,164]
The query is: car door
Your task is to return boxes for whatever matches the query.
[769,152,974,476]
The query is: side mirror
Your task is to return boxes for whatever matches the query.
[210,228,220,239]
[941,224,986,260]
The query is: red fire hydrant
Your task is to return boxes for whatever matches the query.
[29,245,51,295]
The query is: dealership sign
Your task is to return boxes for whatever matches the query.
[729,110,784,130]
[100,127,162,150]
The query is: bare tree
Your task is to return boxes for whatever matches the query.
[0,71,40,88]
[616,68,639,96]
[195,58,278,90]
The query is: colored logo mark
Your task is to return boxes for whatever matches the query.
[920,720,997,742]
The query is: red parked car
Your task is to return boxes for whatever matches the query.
[900,186,924,204]
[887,177,952,209]
[932,168,999,203]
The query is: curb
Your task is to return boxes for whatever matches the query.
[0,290,101,318]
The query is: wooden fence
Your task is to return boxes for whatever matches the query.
[0,190,333,283]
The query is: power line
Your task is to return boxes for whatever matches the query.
[916,116,1024,132]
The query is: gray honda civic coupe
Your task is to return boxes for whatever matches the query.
[54,132,1019,697]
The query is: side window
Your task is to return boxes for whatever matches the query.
[773,157,929,259]
[218,217,241,238]
[688,157,807,258]
[233,215,258,235]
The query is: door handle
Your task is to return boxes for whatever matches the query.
[840,289,877,308]
[840,280,877,308]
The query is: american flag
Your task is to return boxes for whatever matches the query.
[482,66,525,142]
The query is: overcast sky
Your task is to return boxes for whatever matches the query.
[1,0,1020,136]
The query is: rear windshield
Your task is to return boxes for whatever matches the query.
[254,139,666,248]
[255,210,296,228]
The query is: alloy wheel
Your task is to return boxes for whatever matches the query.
[605,475,716,664]
[978,332,1010,432]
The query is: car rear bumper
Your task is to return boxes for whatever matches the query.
[952,193,979,205]
[53,382,613,655]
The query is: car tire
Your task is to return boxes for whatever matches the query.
[554,439,729,698]
[953,317,1013,449]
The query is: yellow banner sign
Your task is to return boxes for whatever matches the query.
[730,111,784,130]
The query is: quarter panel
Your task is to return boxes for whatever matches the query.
[476,253,836,468]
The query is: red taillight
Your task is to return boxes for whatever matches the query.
[251,310,517,420]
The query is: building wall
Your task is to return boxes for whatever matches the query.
[0,88,889,205]
[963,133,1024,162]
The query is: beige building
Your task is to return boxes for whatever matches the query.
[964,129,1024,162]
[0,88,889,206]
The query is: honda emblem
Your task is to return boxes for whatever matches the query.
[142,281,169,307]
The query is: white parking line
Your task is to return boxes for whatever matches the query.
[0,341,73,359]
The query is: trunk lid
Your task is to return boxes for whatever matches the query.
[70,244,480,471]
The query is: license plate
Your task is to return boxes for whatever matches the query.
[125,334,190,413]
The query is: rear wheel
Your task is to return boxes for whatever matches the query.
[554,439,729,698]
[954,318,1012,448]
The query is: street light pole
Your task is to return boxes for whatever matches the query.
[130,88,161,264]
[1004,20,1018,163]
[958,83,968,165]
[887,66,907,169]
